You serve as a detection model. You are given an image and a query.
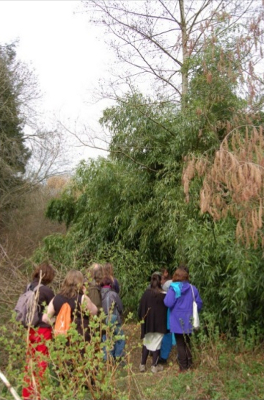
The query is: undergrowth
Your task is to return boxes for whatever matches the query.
[0,314,264,400]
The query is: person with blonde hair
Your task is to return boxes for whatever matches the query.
[43,270,97,341]
[85,263,103,309]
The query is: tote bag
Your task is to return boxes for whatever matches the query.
[190,285,200,330]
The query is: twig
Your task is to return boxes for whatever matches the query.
[0,370,21,400]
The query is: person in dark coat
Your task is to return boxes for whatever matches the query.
[138,273,168,373]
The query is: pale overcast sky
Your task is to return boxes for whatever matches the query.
[0,1,113,167]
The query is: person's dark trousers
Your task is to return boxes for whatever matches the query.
[151,349,160,366]
[175,333,192,371]
[141,345,149,365]
[141,345,160,366]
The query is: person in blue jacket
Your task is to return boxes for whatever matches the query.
[159,268,173,364]
[164,265,202,372]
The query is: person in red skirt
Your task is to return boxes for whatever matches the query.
[22,262,55,400]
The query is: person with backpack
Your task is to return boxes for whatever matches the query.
[22,262,55,400]
[101,276,125,361]
[42,270,98,341]
[102,262,120,294]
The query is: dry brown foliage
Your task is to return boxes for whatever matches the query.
[46,175,70,196]
[0,182,67,320]
[183,125,264,247]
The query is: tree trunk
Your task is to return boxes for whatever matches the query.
[179,0,188,107]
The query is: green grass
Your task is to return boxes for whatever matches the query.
[119,354,264,400]
[114,325,264,400]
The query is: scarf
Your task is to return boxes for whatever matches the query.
[167,282,182,345]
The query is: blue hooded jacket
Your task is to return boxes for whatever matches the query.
[164,281,202,334]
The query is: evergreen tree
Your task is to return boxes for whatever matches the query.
[0,43,31,216]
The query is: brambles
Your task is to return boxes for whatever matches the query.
[0,311,133,400]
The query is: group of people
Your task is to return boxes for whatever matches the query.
[22,261,123,400]
[21,261,202,399]
[138,266,202,373]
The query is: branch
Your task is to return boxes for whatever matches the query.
[0,371,21,400]
[60,122,157,173]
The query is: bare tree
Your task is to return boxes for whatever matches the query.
[84,0,263,104]
[25,126,70,182]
